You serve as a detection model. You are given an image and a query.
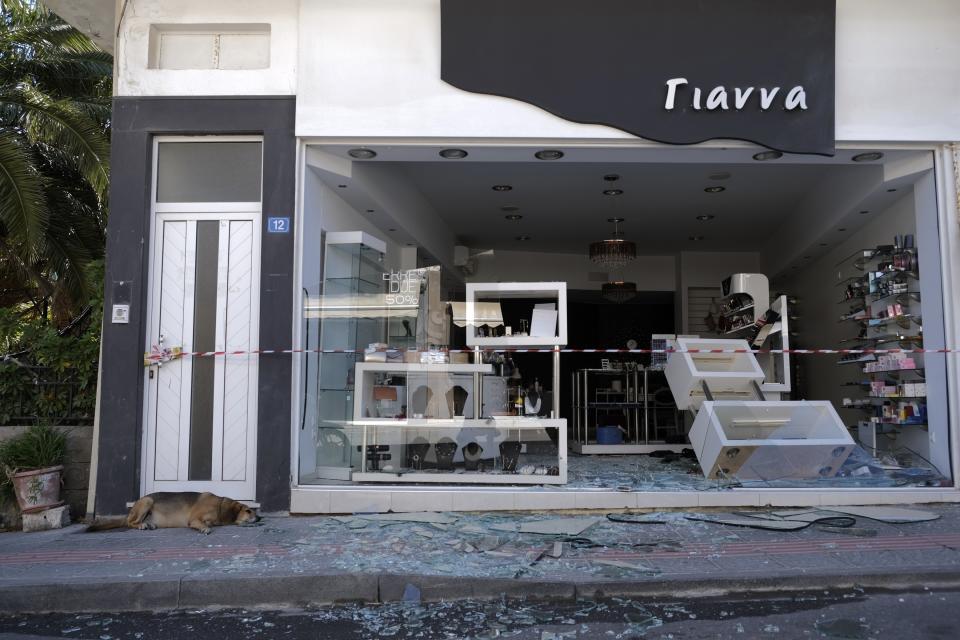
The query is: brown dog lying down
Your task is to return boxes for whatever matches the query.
[88,492,259,534]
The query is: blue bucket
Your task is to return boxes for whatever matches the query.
[596,425,623,445]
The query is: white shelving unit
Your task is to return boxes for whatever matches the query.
[350,362,566,484]
[465,282,567,348]
[836,246,926,455]
[350,417,567,484]
[464,282,567,420]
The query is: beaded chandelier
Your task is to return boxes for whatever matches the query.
[602,281,638,303]
[589,217,637,269]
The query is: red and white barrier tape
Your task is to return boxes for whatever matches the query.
[144,346,958,364]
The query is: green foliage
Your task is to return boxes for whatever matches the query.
[0,423,68,503]
[0,424,67,471]
[0,0,112,322]
[0,261,102,425]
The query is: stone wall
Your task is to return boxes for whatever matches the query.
[0,425,92,530]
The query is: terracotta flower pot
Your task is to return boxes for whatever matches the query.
[11,466,64,514]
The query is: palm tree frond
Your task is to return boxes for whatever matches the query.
[4,84,111,199]
[0,132,48,257]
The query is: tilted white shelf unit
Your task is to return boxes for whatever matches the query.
[351,362,567,484]
[689,401,854,480]
[665,338,766,411]
[666,338,852,480]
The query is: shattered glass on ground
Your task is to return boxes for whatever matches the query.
[562,445,946,492]
[3,589,960,639]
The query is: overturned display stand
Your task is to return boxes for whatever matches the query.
[666,338,854,480]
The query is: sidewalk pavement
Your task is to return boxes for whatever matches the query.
[2,504,960,613]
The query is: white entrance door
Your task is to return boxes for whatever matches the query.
[143,214,260,499]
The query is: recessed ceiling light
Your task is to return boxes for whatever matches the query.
[859,210,870,214]
[504,214,523,221]
[838,228,847,232]
[406,242,416,246]
[708,172,731,181]
[688,235,705,241]
[439,148,468,159]
[492,184,513,191]
[603,174,621,182]
[348,148,377,160]
[753,150,783,161]
[388,228,397,232]
[704,186,726,193]
[696,215,715,221]
[603,189,624,196]
[366,209,375,213]
[887,188,897,192]
[852,152,884,162]
[337,184,347,189]
[535,149,564,160]
[515,235,531,241]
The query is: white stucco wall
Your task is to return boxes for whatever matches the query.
[115,0,298,96]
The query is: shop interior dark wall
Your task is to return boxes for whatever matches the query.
[508,290,675,419]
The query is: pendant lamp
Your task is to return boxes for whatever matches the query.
[602,281,638,303]
[589,217,637,269]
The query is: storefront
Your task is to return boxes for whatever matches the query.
[89,0,960,516]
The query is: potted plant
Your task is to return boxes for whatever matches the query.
[0,425,68,514]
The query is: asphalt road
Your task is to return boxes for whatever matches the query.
[1,588,958,639]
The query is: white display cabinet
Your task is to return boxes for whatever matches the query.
[349,417,567,484]
[350,362,567,484]
[465,282,567,347]
[464,282,567,420]
[689,401,854,480]
[665,338,766,410]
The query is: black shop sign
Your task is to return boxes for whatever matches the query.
[441,0,836,156]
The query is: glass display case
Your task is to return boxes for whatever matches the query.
[312,232,394,481]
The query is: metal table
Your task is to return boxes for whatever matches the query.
[570,367,685,454]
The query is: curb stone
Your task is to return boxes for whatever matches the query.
[0,577,180,613]
[2,570,960,614]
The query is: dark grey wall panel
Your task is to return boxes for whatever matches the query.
[96,97,296,515]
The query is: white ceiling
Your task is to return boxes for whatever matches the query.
[394,161,874,253]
